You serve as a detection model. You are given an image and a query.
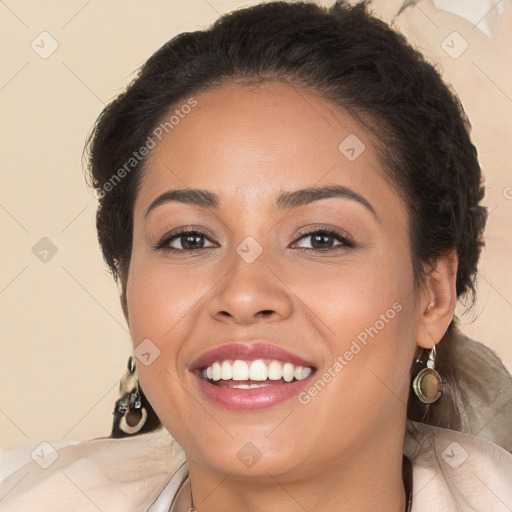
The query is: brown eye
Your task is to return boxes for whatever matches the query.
[177,233,206,250]
[158,230,217,251]
[293,229,352,251]
[310,232,335,249]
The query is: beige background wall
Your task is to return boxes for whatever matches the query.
[0,0,511,451]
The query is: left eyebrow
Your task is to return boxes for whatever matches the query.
[276,185,377,219]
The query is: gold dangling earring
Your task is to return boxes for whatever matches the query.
[412,345,443,404]
[112,356,148,437]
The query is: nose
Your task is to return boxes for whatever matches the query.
[208,252,293,326]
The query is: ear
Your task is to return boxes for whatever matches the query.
[416,249,458,349]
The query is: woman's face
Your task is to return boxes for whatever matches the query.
[125,81,425,480]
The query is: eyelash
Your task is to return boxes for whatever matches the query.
[154,226,354,253]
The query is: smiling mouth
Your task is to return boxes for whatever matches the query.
[197,359,316,389]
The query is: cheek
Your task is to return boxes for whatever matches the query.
[292,250,417,401]
[126,257,207,345]
[296,300,417,451]
[290,246,415,341]
[125,258,216,431]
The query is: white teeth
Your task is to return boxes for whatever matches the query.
[212,362,222,381]
[268,361,283,380]
[228,383,272,389]
[232,360,249,381]
[221,361,232,380]
[301,367,312,379]
[201,359,314,384]
[282,362,295,382]
[249,360,268,381]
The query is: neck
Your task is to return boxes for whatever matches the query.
[186,428,408,512]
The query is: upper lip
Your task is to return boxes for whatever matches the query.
[189,342,317,371]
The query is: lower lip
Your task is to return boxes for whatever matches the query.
[193,373,313,410]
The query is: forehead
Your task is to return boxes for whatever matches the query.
[135,81,396,213]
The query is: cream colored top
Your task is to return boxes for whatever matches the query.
[0,422,511,511]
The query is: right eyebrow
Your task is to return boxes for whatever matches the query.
[145,189,220,218]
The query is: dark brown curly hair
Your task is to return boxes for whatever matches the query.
[84,1,491,436]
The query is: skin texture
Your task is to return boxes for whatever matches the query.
[122,81,457,512]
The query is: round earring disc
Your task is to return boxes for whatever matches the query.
[413,368,442,404]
